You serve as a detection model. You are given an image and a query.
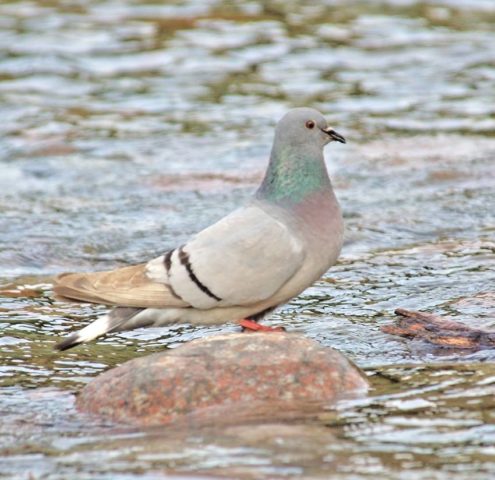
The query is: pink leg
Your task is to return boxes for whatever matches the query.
[238,319,285,332]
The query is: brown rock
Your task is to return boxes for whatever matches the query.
[383,308,495,349]
[77,333,368,427]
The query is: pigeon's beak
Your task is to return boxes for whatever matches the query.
[321,127,346,144]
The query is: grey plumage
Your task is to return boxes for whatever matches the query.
[54,108,346,350]
[55,307,143,351]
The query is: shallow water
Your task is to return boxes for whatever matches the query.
[1,0,495,478]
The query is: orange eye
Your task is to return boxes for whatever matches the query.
[305,120,315,129]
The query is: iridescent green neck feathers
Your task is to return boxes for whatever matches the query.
[256,143,331,204]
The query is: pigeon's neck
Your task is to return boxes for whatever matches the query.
[256,143,331,205]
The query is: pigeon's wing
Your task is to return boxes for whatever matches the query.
[54,205,305,310]
[53,264,189,308]
[147,204,306,309]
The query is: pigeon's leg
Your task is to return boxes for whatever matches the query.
[238,319,286,332]
[238,307,285,332]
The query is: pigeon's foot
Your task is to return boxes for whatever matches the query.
[239,319,286,333]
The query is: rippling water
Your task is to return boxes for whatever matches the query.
[1,0,495,478]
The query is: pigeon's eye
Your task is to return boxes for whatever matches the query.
[305,120,315,129]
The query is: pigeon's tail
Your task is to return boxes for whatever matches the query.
[55,307,143,351]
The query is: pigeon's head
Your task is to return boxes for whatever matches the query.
[275,108,346,149]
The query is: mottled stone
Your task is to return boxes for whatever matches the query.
[77,333,368,427]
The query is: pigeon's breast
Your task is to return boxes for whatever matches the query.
[296,188,343,255]
[257,189,343,307]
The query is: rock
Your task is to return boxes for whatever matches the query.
[382,308,495,349]
[77,333,368,427]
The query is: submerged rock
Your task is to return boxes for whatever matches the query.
[383,308,495,349]
[77,333,368,427]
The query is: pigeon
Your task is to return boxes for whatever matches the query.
[54,107,346,350]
